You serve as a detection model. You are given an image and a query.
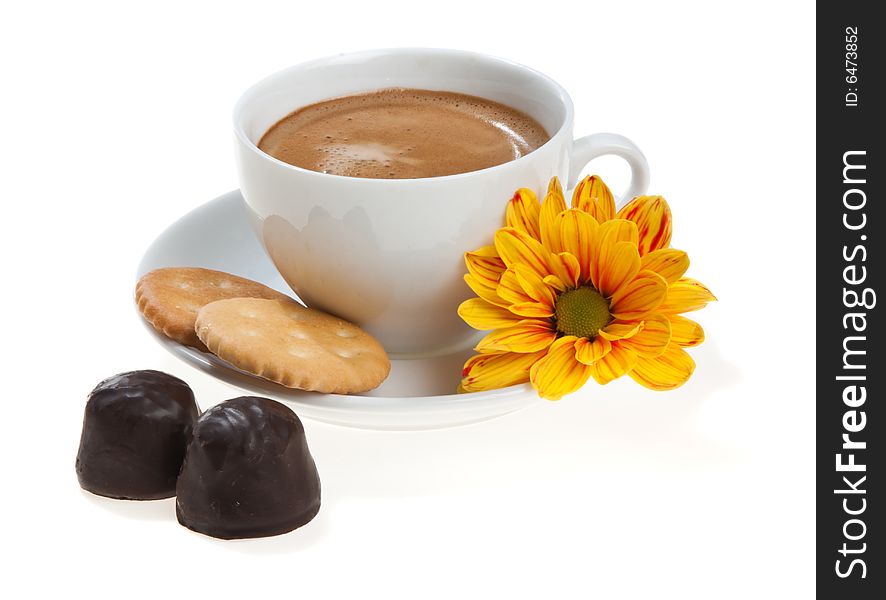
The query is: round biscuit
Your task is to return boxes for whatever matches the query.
[135,267,292,349]
[195,298,391,394]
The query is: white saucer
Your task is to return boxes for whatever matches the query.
[137,191,535,430]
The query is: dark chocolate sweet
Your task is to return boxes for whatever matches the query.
[175,396,321,539]
[76,370,199,500]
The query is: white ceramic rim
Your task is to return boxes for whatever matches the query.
[141,320,533,411]
[232,47,575,185]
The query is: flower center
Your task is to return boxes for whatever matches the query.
[554,287,612,338]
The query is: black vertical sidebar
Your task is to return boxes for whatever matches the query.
[817,2,883,597]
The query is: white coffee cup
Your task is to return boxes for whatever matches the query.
[234,48,650,357]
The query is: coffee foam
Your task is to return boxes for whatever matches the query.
[257,88,549,179]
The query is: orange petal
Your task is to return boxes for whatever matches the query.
[494,268,554,316]
[529,336,592,400]
[588,343,638,385]
[598,218,640,246]
[508,302,556,318]
[598,320,642,341]
[668,315,705,347]
[610,270,668,320]
[493,225,579,294]
[616,195,672,256]
[556,209,599,283]
[628,343,695,390]
[458,298,524,330]
[591,219,639,288]
[658,278,717,314]
[543,274,567,293]
[539,180,568,251]
[571,175,616,223]
[639,248,689,284]
[464,274,509,308]
[595,241,641,297]
[574,336,612,365]
[514,264,557,308]
[476,320,557,353]
[551,252,581,289]
[466,247,504,276]
[461,350,547,392]
[495,227,553,280]
[465,246,505,287]
[470,244,500,257]
[496,267,534,305]
[617,313,671,358]
[505,188,541,241]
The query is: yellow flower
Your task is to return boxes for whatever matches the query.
[459,176,715,400]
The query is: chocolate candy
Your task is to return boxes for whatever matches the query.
[175,397,321,539]
[76,370,199,500]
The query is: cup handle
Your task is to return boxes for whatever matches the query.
[569,133,650,208]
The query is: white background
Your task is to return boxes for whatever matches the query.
[2,1,815,598]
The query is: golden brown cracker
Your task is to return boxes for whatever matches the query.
[136,267,292,350]
[195,298,390,394]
